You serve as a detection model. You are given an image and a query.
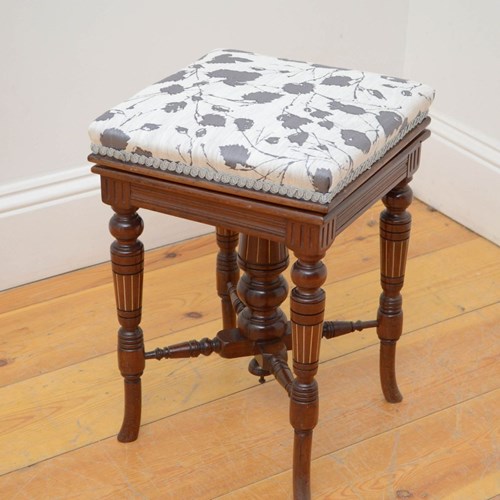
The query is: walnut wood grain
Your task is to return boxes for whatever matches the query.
[236,235,289,342]
[289,255,327,499]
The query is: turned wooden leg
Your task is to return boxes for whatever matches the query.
[109,207,145,442]
[289,255,327,500]
[237,234,289,341]
[377,179,412,403]
[216,227,240,329]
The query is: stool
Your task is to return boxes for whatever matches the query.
[89,49,434,499]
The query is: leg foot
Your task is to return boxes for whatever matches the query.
[293,430,313,499]
[379,340,402,403]
[118,375,142,442]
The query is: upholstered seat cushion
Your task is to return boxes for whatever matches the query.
[89,49,434,204]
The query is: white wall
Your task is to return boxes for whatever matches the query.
[0,0,409,290]
[5,1,499,290]
[1,0,409,186]
[404,0,500,244]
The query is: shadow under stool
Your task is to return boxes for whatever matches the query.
[89,49,434,499]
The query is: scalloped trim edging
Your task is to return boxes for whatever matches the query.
[90,112,427,204]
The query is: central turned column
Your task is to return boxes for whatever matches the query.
[237,235,289,375]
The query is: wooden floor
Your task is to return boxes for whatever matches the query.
[0,199,499,499]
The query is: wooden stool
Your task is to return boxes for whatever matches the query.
[89,50,434,499]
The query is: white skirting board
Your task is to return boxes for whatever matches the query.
[0,166,212,291]
[411,112,500,246]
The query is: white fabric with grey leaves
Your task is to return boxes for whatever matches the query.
[89,49,434,204]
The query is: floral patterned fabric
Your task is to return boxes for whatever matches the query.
[89,49,434,204]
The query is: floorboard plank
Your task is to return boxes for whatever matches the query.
[1,303,498,496]
[221,390,500,500]
[0,201,497,498]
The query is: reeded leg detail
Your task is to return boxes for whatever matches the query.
[109,208,145,442]
[378,179,412,403]
[216,227,240,329]
[289,256,327,500]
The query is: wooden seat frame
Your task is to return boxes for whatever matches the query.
[90,118,431,500]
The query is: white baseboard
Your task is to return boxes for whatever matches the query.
[0,166,212,291]
[411,112,500,246]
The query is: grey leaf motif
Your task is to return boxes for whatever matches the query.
[196,128,207,137]
[328,100,365,115]
[234,118,254,131]
[219,144,251,168]
[278,113,312,129]
[140,123,160,131]
[310,109,331,119]
[157,70,187,83]
[176,126,188,134]
[133,147,153,157]
[367,89,385,99]
[265,137,279,144]
[321,75,352,87]
[200,114,226,127]
[160,84,184,95]
[207,53,252,64]
[100,128,130,150]
[282,82,315,94]
[95,110,116,121]
[319,120,334,130]
[287,131,309,146]
[376,111,402,136]
[312,168,332,193]
[207,69,261,86]
[164,101,187,113]
[341,129,371,153]
[242,91,282,103]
